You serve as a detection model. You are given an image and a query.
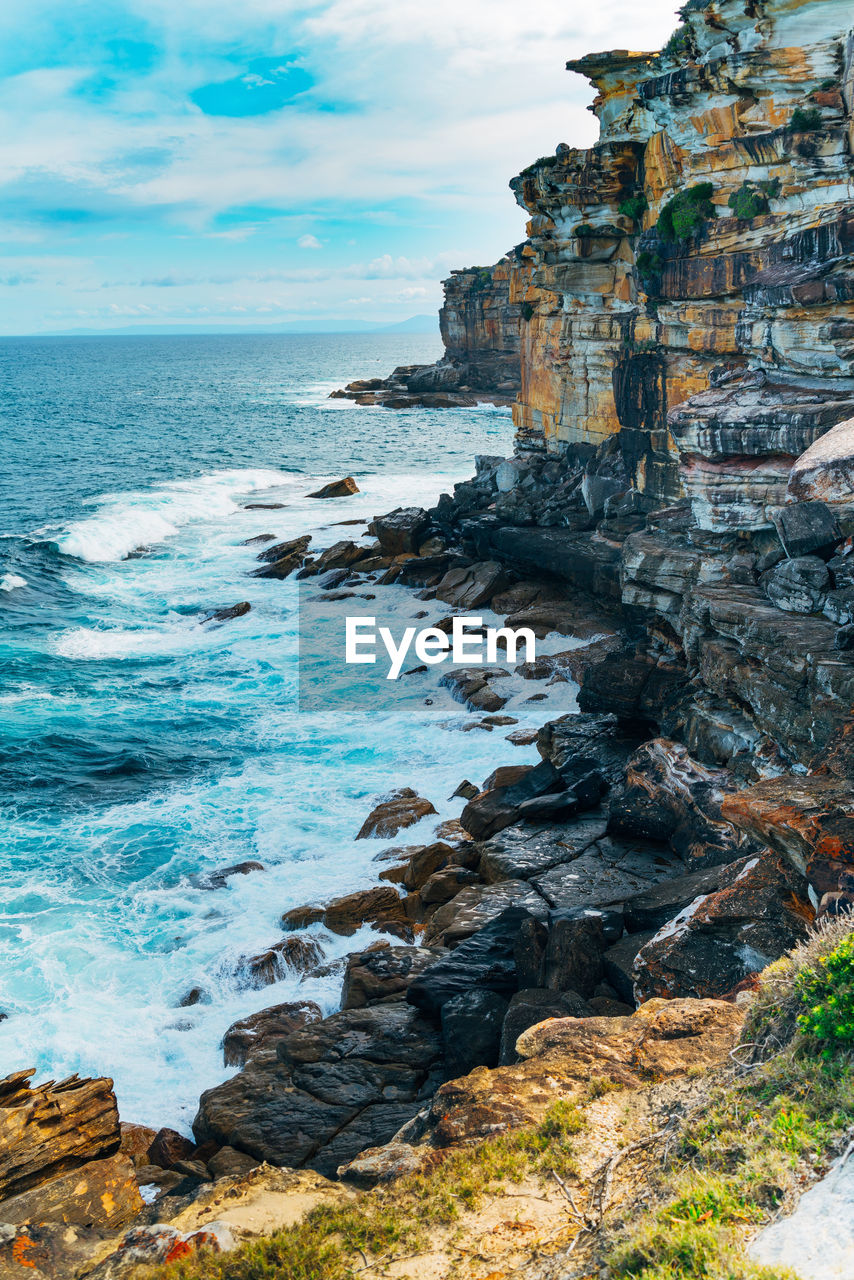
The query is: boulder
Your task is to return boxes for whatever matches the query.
[441,990,509,1075]
[255,534,312,564]
[337,1141,430,1188]
[400,841,457,891]
[0,1070,121,1202]
[421,880,548,948]
[0,1152,142,1230]
[435,561,509,609]
[190,860,264,890]
[307,477,359,499]
[772,502,841,558]
[202,602,251,624]
[242,934,325,985]
[309,540,369,575]
[281,904,325,930]
[148,1127,194,1170]
[356,789,437,840]
[222,1001,323,1067]
[119,1123,157,1168]
[632,851,812,1002]
[322,887,408,937]
[195,1005,444,1177]
[341,945,445,1008]
[439,666,511,713]
[407,907,536,1016]
[541,910,609,997]
[419,866,481,906]
[762,555,829,614]
[459,761,560,840]
[206,1146,259,1179]
[602,931,656,1004]
[787,416,854,506]
[499,989,592,1065]
[515,997,745,1082]
[374,508,430,556]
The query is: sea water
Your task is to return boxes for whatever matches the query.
[0,334,582,1130]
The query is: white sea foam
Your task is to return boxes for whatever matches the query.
[0,573,26,591]
[55,468,289,563]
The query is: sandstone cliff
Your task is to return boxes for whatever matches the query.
[332,252,527,407]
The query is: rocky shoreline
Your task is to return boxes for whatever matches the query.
[6,0,854,1273]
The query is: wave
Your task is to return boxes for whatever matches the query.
[53,468,290,563]
[0,573,26,591]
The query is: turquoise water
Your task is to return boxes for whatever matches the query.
[0,334,574,1129]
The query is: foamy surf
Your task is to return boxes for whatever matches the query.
[0,573,26,591]
[54,468,290,563]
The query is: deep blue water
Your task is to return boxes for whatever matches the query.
[0,334,575,1129]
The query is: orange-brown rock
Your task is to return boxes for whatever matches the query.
[356,788,437,840]
[307,476,359,499]
[0,1070,121,1202]
[0,1151,142,1230]
[322,886,408,937]
[119,1123,157,1169]
[423,997,744,1146]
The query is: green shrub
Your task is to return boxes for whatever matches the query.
[657,182,716,242]
[574,223,595,237]
[619,194,649,225]
[796,930,854,1056]
[759,177,781,198]
[636,250,664,290]
[790,106,823,132]
[520,300,535,321]
[663,24,690,59]
[728,183,770,220]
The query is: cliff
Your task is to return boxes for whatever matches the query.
[331,251,527,406]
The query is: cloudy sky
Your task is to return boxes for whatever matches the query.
[0,0,681,333]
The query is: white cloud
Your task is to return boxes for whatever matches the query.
[297,233,323,249]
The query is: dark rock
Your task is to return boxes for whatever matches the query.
[222,1001,323,1067]
[513,916,549,988]
[255,534,312,564]
[241,532,275,545]
[307,477,359,499]
[762,555,829,614]
[541,911,605,997]
[244,502,285,510]
[459,761,559,840]
[608,738,754,870]
[478,815,608,882]
[533,836,682,914]
[435,561,509,608]
[178,987,207,1007]
[836,623,854,650]
[148,1128,194,1170]
[374,508,430,556]
[772,502,841,558]
[452,779,479,800]
[441,989,509,1074]
[202,601,251,624]
[422,881,548,948]
[341,945,445,1008]
[633,852,812,1001]
[281,904,325,930]
[624,862,737,933]
[602,932,656,1004]
[420,866,481,905]
[190,860,265,890]
[407,906,536,1016]
[499,989,593,1065]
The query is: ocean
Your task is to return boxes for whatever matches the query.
[0,333,578,1130]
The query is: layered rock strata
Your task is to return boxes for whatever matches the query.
[332,253,527,407]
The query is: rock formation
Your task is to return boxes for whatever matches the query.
[331,253,527,407]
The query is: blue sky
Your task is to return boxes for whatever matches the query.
[0,0,680,333]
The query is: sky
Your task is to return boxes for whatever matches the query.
[0,0,682,334]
